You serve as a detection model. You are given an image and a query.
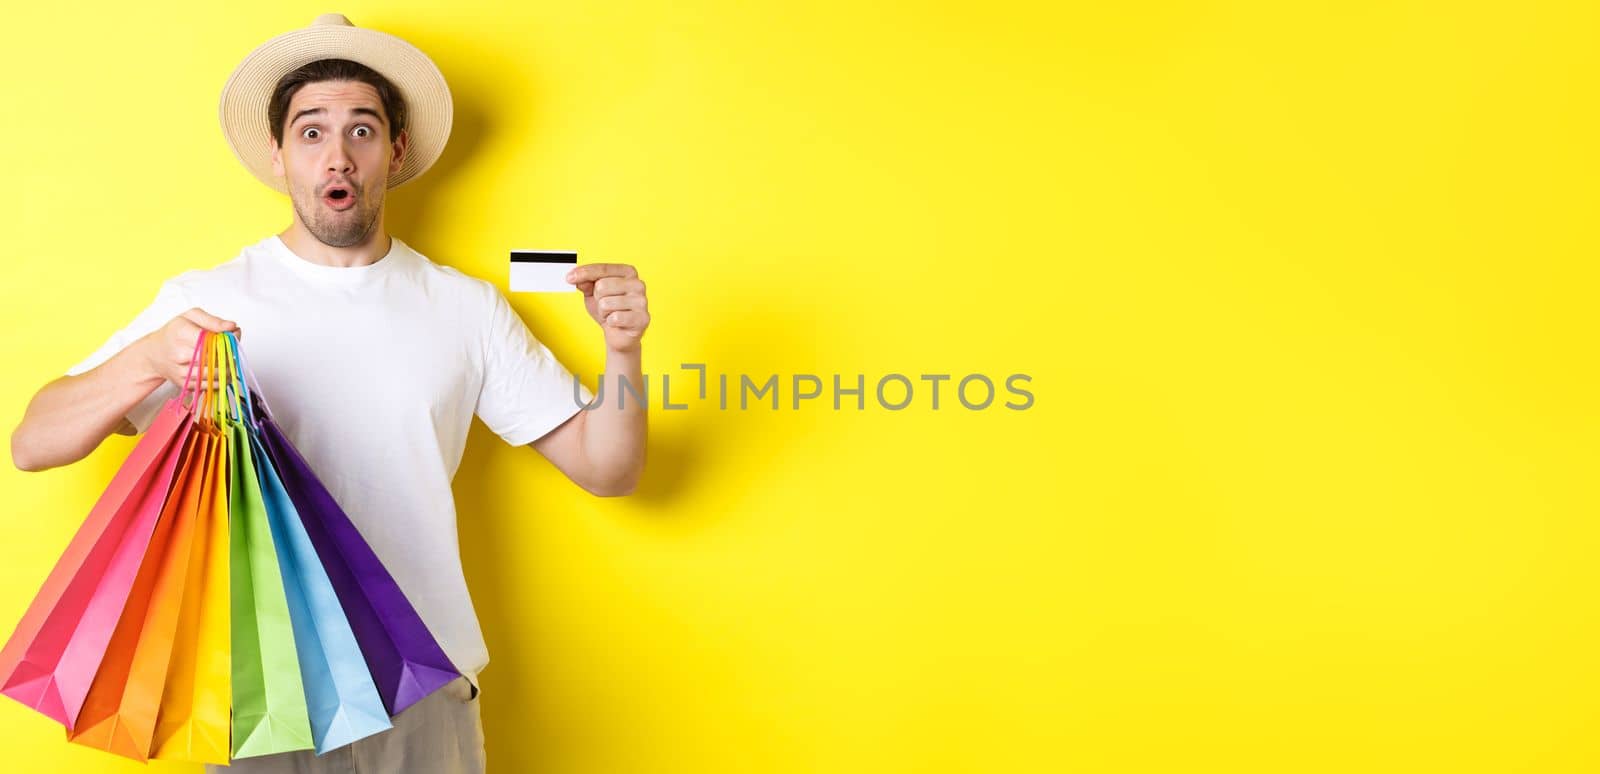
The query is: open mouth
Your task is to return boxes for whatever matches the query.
[323,185,355,210]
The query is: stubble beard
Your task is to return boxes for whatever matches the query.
[292,182,384,248]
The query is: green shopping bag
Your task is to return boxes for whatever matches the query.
[228,415,314,758]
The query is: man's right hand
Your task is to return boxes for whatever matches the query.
[135,308,242,389]
[12,308,243,471]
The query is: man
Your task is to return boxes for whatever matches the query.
[7,13,649,773]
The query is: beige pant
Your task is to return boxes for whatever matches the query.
[207,675,485,773]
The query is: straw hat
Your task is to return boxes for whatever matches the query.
[218,13,453,194]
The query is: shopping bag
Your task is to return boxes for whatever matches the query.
[150,334,235,763]
[254,403,461,716]
[229,354,315,758]
[227,336,392,752]
[0,333,207,727]
[149,419,231,764]
[66,426,210,760]
[251,429,393,751]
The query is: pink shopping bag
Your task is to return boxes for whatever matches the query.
[0,334,209,727]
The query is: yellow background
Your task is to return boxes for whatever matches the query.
[1,1,1595,771]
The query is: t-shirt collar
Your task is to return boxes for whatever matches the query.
[267,233,405,284]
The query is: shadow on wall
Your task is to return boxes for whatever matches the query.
[379,24,486,246]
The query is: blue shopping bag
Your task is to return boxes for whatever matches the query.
[233,335,393,753]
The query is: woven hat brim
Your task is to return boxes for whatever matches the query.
[219,24,452,194]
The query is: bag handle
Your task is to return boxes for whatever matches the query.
[194,330,221,425]
[178,328,208,413]
[225,330,266,424]
[224,331,252,424]
[216,330,233,426]
[202,330,224,428]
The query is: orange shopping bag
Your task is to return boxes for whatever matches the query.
[66,427,209,760]
[151,341,234,764]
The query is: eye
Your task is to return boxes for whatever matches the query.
[301,126,320,140]
[353,125,372,138]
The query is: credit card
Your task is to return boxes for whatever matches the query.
[510,250,578,292]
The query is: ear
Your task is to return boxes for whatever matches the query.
[389,128,410,177]
[270,139,284,178]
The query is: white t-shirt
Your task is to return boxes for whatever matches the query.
[65,234,596,681]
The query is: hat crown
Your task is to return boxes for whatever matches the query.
[220,10,452,193]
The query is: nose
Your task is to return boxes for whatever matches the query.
[324,138,354,177]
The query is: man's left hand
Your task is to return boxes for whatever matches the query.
[566,263,649,353]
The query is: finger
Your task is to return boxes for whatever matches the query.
[603,310,647,331]
[171,325,229,361]
[597,293,645,313]
[181,308,240,333]
[594,277,644,297]
[180,326,243,350]
[576,280,596,296]
[172,365,226,391]
[191,365,226,390]
[566,263,637,285]
[168,321,208,360]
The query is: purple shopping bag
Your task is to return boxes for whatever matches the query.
[250,399,460,716]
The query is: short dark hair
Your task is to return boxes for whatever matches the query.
[267,58,408,147]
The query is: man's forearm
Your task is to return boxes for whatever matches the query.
[580,346,647,495]
[11,344,163,471]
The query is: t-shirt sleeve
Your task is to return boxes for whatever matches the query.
[64,279,191,434]
[474,285,595,446]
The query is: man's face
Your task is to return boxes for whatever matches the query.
[270,80,408,248]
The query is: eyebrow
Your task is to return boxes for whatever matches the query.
[289,106,386,127]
